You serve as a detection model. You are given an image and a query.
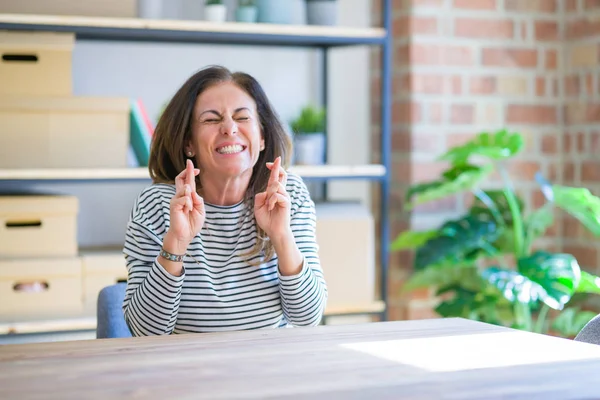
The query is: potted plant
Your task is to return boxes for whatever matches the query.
[205,0,227,23]
[256,0,295,24]
[290,105,326,165]
[392,129,600,337]
[306,0,337,26]
[236,0,258,23]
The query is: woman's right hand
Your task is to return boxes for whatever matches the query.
[164,159,205,254]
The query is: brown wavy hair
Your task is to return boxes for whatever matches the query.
[149,65,292,262]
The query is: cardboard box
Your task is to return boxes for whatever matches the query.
[0,31,73,96]
[0,257,82,322]
[0,96,130,168]
[0,195,79,258]
[81,250,128,315]
[315,202,376,308]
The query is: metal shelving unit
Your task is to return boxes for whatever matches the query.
[0,1,392,334]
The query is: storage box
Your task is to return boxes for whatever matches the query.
[0,195,78,258]
[315,203,375,308]
[0,96,130,168]
[81,250,128,315]
[0,0,136,17]
[0,31,74,96]
[0,257,83,323]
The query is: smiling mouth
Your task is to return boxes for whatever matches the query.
[216,144,246,154]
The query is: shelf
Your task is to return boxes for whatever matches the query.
[0,302,385,335]
[0,165,386,183]
[0,14,386,47]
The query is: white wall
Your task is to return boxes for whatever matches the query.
[6,0,372,248]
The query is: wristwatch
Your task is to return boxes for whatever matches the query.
[159,248,185,262]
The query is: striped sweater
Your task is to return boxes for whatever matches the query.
[122,172,328,335]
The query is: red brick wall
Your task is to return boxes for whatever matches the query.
[372,0,599,320]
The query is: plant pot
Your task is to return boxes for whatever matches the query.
[293,133,326,165]
[306,0,337,26]
[204,4,227,22]
[236,5,258,23]
[137,0,164,19]
[256,0,294,24]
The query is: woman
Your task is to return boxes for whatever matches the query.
[123,65,328,336]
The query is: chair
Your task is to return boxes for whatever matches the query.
[96,283,132,339]
[574,314,600,345]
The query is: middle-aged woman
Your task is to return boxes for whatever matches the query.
[122,65,328,336]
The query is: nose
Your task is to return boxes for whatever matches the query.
[220,117,237,136]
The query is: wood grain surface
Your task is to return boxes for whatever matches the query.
[1,318,600,399]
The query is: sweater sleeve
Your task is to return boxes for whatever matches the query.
[122,186,184,336]
[278,177,328,326]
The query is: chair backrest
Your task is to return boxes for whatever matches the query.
[96,283,133,339]
[574,314,600,345]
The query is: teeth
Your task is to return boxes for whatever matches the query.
[217,145,243,154]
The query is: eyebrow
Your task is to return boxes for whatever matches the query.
[199,107,251,118]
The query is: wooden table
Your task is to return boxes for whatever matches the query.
[2,318,600,399]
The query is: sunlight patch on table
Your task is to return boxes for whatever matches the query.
[340,331,600,372]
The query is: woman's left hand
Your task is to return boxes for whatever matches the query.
[254,156,292,242]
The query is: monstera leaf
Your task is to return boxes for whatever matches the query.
[414,215,500,269]
[484,252,580,310]
[552,185,600,236]
[482,267,547,305]
[434,284,511,325]
[524,205,554,246]
[406,164,492,209]
[439,129,524,165]
[576,271,600,294]
[390,230,437,251]
[470,189,525,225]
[403,264,482,292]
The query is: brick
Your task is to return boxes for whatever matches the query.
[447,133,476,147]
[564,245,598,269]
[591,131,600,153]
[409,73,445,94]
[475,103,503,125]
[429,102,445,124]
[395,44,410,66]
[565,75,580,97]
[450,104,474,124]
[534,20,559,41]
[497,76,529,95]
[392,130,442,153]
[565,19,600,40]
[565,103,600,124]
[545,49,558,70]
[451,76,462,94]
[563,161,576,181]
[453,0,496,9]
[469,76,496,94]
[507,161,542,180]
[566,0,578,11]
[584,0,600,9]
[541,133,558,153]
[506,104,558,125]
[536,77,546,96]
[393,16,438,36]
[412,196,458,213]
[504,0,557,13]
[586,74,594,96]
[582,161,600,182]
[411,43,475,66]
[569,44,598,68]
[454,18,514,39]
[392,101,422,124]
[408,0,445,8]
[412,161,448,181]
[406,301,440,320]
[482,48,538,68]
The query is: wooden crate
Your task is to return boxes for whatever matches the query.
[0,96,130,168]
[0,257,82,323]
[0,31,73,96]
[315,203,376,309]
[81,250,128,315]
[0,195,78,258]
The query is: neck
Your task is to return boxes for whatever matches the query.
[199,170,252,206]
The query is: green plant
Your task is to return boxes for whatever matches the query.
[393,128,600,337]
[290,105,326,134]
[206,0,224,5]
[238,0,256,6]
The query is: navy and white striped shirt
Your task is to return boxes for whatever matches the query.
[122,172,328,335]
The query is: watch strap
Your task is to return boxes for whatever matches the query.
[159,248,185,262]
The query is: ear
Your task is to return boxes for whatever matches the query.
[260,138,265,151]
